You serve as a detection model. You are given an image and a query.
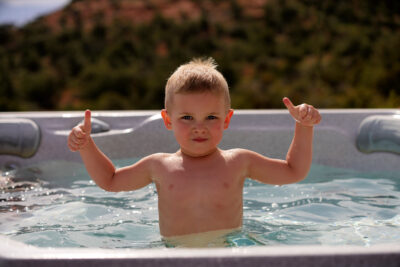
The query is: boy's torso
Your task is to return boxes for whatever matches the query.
[151,149,247,237]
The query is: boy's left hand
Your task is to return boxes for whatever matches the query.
[283,97,321,127]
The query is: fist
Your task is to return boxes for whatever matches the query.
[283,97,321,127]
[68,110,92,152]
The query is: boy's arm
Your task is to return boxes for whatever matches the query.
[68,110,153,192]
[244,98,321,185]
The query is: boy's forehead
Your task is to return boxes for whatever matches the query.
[174,91,222,98]
[173,92,224,104]
[170,92,226,111]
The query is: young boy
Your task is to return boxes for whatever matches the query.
[68,58,321,243]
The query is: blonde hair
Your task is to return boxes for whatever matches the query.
[165,58,230,111]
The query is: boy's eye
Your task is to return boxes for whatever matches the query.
[207,115,217,120]
[181,115,193,120]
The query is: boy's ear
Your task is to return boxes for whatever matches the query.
[161,109,172,130]
[223,109,234,129]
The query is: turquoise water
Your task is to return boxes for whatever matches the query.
[0,160,399,248]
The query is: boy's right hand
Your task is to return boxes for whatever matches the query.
[68,110,92,152]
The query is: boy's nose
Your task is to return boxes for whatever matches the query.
[193,123,207,134]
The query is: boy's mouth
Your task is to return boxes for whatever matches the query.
[193,137,207,142]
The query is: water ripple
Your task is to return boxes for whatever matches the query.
[1,162,399,248]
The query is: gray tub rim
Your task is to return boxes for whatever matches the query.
[0,235,399,266]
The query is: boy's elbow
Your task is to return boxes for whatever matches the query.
[278,174,306,186]
[292,172,308,183]
[97,181,114,192]
[285,162,310,184]
[96,173,120,192]
[100,184,118,192]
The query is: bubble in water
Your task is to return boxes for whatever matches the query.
[277,233,287,241]
[271,203,278,209]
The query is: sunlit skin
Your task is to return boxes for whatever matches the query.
[68,93,321,237]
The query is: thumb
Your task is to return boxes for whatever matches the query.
[84,109,91,133]
[283,97,296,114]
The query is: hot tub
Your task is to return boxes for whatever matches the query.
[0,109,399,266]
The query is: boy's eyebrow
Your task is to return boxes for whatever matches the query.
[178,111,221,116]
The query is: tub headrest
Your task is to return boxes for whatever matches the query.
[79,117,110,134]
[0,118,41,158]
[356,115,400,155]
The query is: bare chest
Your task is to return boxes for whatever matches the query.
[159,167,241,201]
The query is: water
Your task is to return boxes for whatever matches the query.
[0,160,399,248]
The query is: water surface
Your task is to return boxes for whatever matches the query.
[0,160,399,248]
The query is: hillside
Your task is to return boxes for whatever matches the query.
[42,0,267,31]
[0,0,399,111]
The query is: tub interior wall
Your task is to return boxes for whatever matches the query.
[0,109,399,172]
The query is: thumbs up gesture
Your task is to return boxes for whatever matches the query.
[68,110,92,152]
[283,97,321,127]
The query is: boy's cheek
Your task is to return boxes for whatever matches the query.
[173,123,191,134]
[211,122,225,131]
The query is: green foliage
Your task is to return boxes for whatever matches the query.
[0,0,399,111]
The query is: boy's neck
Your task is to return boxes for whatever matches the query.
[178,147,220,160]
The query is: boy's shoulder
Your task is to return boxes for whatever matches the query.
[145,152,176,162]
[220,148,256,162]
[221,148,269,166]
[222,148,253,156]
[140,152,178,176]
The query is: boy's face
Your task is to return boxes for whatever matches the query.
[161,92,233,157]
